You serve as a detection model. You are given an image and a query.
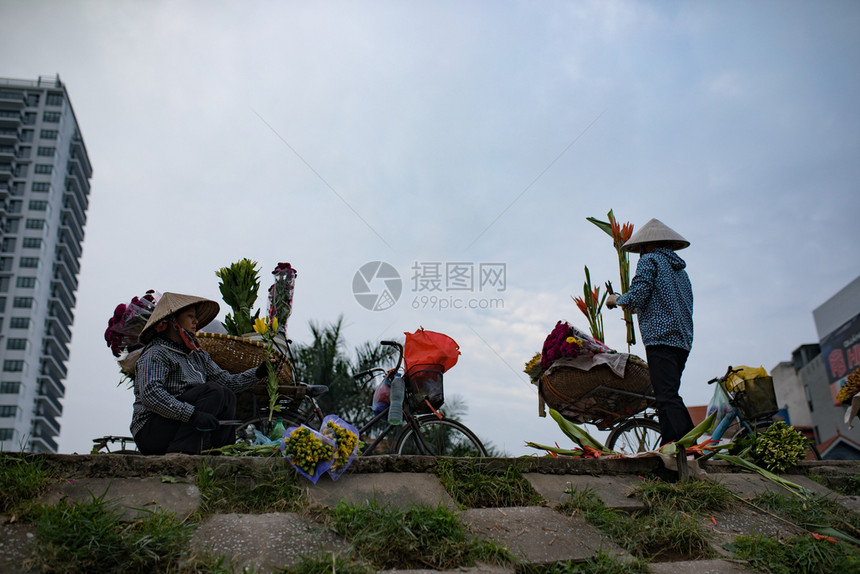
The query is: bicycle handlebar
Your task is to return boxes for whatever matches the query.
[708,365,743,385]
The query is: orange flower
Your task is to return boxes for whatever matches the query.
[591,286,600,305]
[811,532,839,543]
[573,296,588,316]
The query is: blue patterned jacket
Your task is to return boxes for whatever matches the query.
[616,247,693,351]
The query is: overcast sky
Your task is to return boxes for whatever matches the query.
[3,0,859,456]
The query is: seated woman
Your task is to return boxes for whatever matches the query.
[130,292,266,455]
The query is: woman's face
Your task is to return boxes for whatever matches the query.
[175,307,198,333]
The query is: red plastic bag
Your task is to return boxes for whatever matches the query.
[404,327,460,373]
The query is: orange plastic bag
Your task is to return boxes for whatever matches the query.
[404,327,460,373]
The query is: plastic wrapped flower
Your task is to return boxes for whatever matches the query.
[104,290,161,358]
[321,415,359,480]
[281,425,335,483]
[268,262,297,336]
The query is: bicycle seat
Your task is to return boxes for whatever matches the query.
[302,384,328,398]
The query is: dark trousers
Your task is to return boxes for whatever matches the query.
[645,345,694,446]
[135,381,237,455]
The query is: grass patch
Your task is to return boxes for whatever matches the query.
[728,534,860,574]
[27,492,193,573]
[326,498,514,570]
[0,453,54,513]
[808,473,860,496]
[560,487,712,560]
[277,552,374,573]
[196,460,304,515]
[435,459,543,508]
[634,478,734,514]
[751,491,860,540]
[517,550,648,573]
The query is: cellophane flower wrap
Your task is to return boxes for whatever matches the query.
[540,320,613,370]
[104,290,161,358]
[321,415,360,481]
[268,262,297,337]
[280,424,335,483]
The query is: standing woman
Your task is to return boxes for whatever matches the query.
[607,219,695,446]
[130,292,266,455]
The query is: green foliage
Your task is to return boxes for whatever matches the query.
[326,498,513,570]
[519,551,648,573]
[278,553,374,574]
[634,478,734,514]
[0,453,54,513]
[28,493,192,573]
[216,258,262,336]
[291,316,397,428]
[436,459,543,508]
[196,461,304,515]
[752,491,860,538]
[728,534,860,574]
[749,422,809,472]
[560,487,712,560]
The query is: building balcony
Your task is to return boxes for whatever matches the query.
[68,146,93,180]
[38,374,66,400]
[55,243,81,277]
[40,353,68,381]
[33,413,60,436]
[0,90,26,110]
[36,390,63,417]
[0,110,21,128]
[0,145,14,161]
[49,298,74,326]
[0,163,12,181]
[44,315,72,344]
[43,332,70,363]
[60,213,84,245]
[50,280,77,311]
[29,434,58,454]
[0,128,17,144]
[53,260,79,292]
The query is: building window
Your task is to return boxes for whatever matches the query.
[19,258,39,269]
[4,218,19,233]
[12,297,34,308]
[0,429,14,440]
[9,317,30,329]
[25,219,46,230]
[0,277,8,292]
[32,182,51,192]
[21,129,34,142]
[0,405,18,417]
[28,200,48,211]
[40,129,59,140]
[34,164,52,174]
[13,164,28,177]
[1,237,16,252]
[0,297,5,312]
[0,382,21,394]
[2,362,24,373]
[46,93,63,106]
[7,200,22,214]
[10,181,25,196]
[6,339,27,351]
[0,257,12,271]
[42,111,61,123]
[16,146,31,159]
[16,276,36,288]
[26,93,40,107]
[22,112,36,125]
[22,238,41,249]
[37,146,55,157]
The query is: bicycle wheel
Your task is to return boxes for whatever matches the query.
[607,417,662,454]
[395,417,489,457]
[236,409,322,442]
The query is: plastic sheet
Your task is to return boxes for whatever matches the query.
[321,415,360,481]
[280,425,335,484]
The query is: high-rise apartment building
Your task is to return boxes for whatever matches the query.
[0,76,92,453]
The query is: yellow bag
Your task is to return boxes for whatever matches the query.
[723,365,769,393]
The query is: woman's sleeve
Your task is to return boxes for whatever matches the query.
[136,351,195,422]
[202,352,259,392]
[616,256,657,312]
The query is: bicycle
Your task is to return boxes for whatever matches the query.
[351,340,489,457]
[704,365,821,459]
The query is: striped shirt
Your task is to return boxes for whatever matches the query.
[130,337,259,436]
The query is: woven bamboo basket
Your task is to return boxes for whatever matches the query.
[539,355,653,429]
[196,332,293,385]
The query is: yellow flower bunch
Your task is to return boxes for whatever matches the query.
[836,367,860,404]
[282,426,334,476]
[524,352,543,384]
[323,420,359,469]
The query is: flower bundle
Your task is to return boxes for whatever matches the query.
[104,290,160,358]
[215,258,262,336]
[281,425,335,483]
[747,421,809,473]
[540,321,613,370]
[836,367,860,404]
[587,210,636,348]
[267,262,297,337]
[321,415,359,480]
[252,317,282,420]
[572,266,607,342]
[524,352,543,383]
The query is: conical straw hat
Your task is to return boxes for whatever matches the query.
[139,292,220,343]
[622,218,690,253]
